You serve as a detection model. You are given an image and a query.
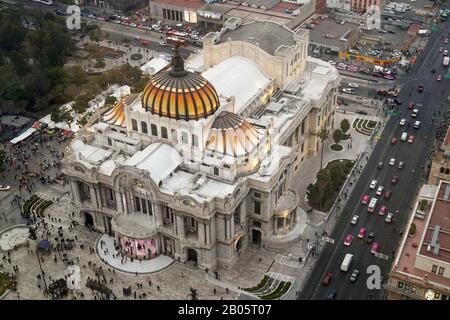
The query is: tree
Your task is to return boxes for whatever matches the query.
[340,119,350,134]
[318,128,329,170]
[333,129,343,144]
[104,96,117,107]
[0,150,5,173]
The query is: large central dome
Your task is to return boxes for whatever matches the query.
[142,48,220,121]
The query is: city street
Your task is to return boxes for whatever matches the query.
[300,19,450,300]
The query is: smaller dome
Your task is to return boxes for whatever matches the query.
[102,94,138,127]
[206,111,261,158]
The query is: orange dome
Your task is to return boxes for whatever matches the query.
[142,49,220,121]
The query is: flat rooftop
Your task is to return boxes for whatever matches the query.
[219,20,295,55]
[308,18,359,49]
[153,0,205,9]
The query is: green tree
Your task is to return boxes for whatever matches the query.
[318,128,329,170]
[104,95,117,107]
[0,150,5,173]
[333,129,343,144]
[340,119,350,134]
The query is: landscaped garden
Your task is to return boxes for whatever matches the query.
[22,195,53,217]
[353,118,378,136]
[244,274,292,300]
[307,159,355,212]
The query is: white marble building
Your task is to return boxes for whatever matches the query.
[62,19,340,270]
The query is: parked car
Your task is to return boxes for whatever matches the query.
[400,118,406,125]
[414,121,421,129]
[348,83,359,88]
[327,289,337,300]
[0,185,11,191]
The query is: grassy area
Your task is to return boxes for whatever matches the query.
[367,120,377,129]
[245,275,269,293]
[260,282,291,300]
[330,144,343,151]
[0,272,13,297]
[23,195,53,217]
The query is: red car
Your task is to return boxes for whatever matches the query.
[408,101,414,109]
[408,135,415,143]
[384,191,392,199]
[371,242,380,254]
[322,272,333,285]
[437,74,442,81]
[358,227,366,239]
[378,205,387,216]
[344,234,353,246]
[362,195,370,204]
[391,137,397,144]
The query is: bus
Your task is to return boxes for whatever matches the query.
[32,0,54,5]
[166,36,187,47]
[166,30,189,40]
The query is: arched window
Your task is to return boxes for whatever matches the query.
[151,124,158,136]
[171,129,178,142]
[161,127,168,139]
[141,121,148,134]
[131,119,138,131]
[192,134,199,147]
[213,167,219,175]
[446,168,450,175]
[182,132,188,144]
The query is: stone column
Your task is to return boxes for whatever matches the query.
[154,205,163,226]
[122,193,128,213]
[90,186,98,209]
[205,223,211,244]
[230,217,234,237]
[115,191,123,213]
[210,219,216,244]
[283,217,287,233]
[274,217,277,235]
[198,222,205,244]
[71,180,81,204]
[176,215,185,239]
[96,188,103,208]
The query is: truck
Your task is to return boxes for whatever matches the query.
[444,56,449,67]
[341,253,353,272]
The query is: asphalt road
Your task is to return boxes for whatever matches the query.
[300,20,450,300]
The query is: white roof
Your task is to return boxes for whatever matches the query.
[140,58,169,75]
[300,58,339,101]
[125,143,182,184]
[72,140,113,166]
[185,53,205,73]
[202,56,272,114]
[10,127,37,144]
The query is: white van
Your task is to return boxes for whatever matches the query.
[401,132,408,141]
[368,198,378,212]
[341,253,353,272]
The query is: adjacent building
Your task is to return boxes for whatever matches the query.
[428,126,450,185]
[387,180,450,300]
[63,19,340,270]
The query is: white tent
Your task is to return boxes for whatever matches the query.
[10,127,37,144]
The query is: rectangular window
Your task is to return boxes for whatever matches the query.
[141,121,148,134]
[397,281,404,289]
[438,267,445,276]
[224,219,227,239]
[301,119,305,134]
[411,286,416,293]
[147,200,153,215]
[141,198,147,214]
[163,9,166,19]
[171,129,178,142]
[132,119,138,131]
[301,142,304,153]
[151,124,158,136]
[161,127,168,139]
[435,292,441,299]
[254,192,261,198]
[134,196,141,212]
[432,265,438,273]
[182,132,188,144]
[107,138,112,146]
[254,201,261,215]
[192,134,199,147]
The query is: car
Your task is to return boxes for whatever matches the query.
[328,60,336,66]
[129,23,137,27]
[349,269,360,283]
[431,68,436,73]
[376,186,384,196]
[377,161,383,168]
[398,161,405,169]
[391,137,397,144]
[437,74,442,81]
[408,135,415,143]
[0,185,11,191]
[412,109,419,117]
[384,190,392,199]
[417,84,424,92]
[342,88,355,94]
[348,83,359,88]
[370,180,377,189]
[439,47,444,53]
[385,212,394,223]
[378,205,387,216]
[400,118,407,126]
[358,227,366,238]
[391,175,399,184]
[401,132,408,141]
[351,215,359,225]
[389,158,396,166]
[371,242,380,254]
[444,50,449,56]
[159,42,167,46]
[445,39,449,44]
[384,74,395,80]
[344,234,353,246]
[407,101,414,110]
[327,289,337,300]
[322,272,333,285]
[347,66,358,73]
[414,121,421,129]
[336,64,346,70]
[193,49,201,54]
[362,195,370,204]
[367,232,375,244]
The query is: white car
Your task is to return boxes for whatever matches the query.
[342,88,355,94]
[348,83,359,88]
[0,185,11,191]
[350,215,359,225]
[376,186,384,196]
[369,180,377,189]
[159,42,167,46]
[444,50,448,56]
[328,60,336,66]
[194,49,201,54]
[414,121,421,129]
[399,118,406,126]
[385,212,394,223]
[389,158,396,166]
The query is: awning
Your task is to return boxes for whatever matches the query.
[10,127,37,145]
[37,240,50,251]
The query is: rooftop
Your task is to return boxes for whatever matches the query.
[218,20,295,55]
[151,0,205,9]
[308,17,359,50]
[442,126,450,151]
